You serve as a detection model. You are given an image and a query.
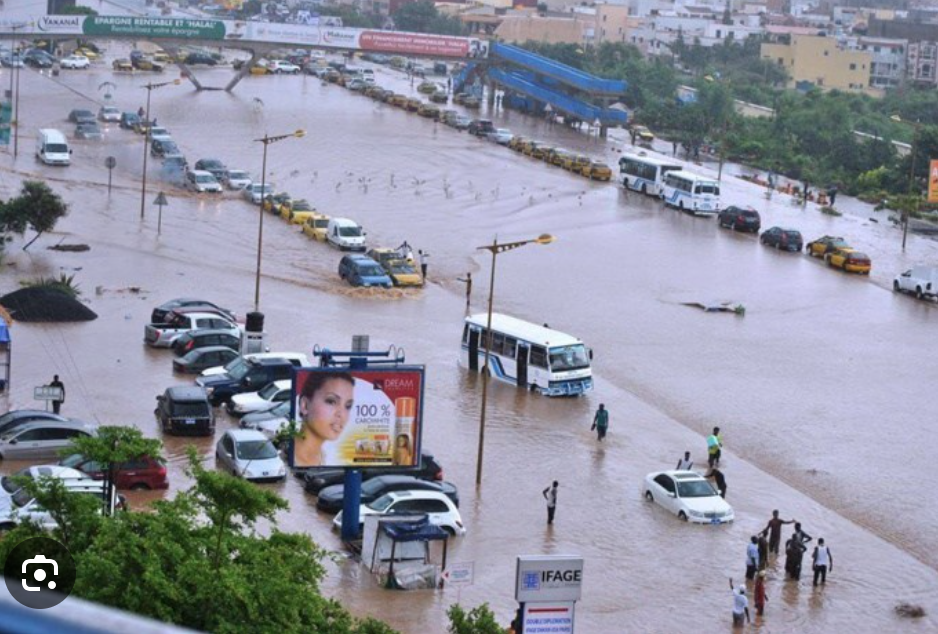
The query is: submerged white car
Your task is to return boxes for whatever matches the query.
[215,429,286,482]
[226,379,292,416]
[225,169,252,190]
[643,470,734,524]
[333,490,466,536]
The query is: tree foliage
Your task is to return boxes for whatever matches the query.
[393,1,466,36]
[0,180,69,250]
[447,603,505,634]
[0,442,397,634]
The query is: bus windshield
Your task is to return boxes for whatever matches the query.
[695,183,719,195]
[549,345,590,372]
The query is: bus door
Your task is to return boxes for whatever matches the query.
[468,328,480,372]
[516,343,529,388]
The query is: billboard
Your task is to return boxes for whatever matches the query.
[929,159,938,204]
[290,367,425,469]
[516,556,584,602]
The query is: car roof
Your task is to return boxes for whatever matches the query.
[650,470,706,481]
[2,409,67,420]
[7,420,94,432]
[190,169,214,177]
[226,428,268,442]
[250,357,294,367]
[385,490,450,502]
[165,385,209,400]
[370,474,436,487]
[185,328,240,338]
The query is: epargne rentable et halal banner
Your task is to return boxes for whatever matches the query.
[290,367,425,469]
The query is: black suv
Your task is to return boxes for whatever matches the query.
[759,226,803,252]
[302,452,444,495]
[467,119,494,137]
[151,138,181,158]
[718,206,761,233]
[196,358,295,406]
[171,329,241,357]
[155,386,214,436]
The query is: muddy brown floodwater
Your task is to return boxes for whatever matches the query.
[0,43,936,633]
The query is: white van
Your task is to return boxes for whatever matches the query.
[327,217,366,251]
[894,266,938,300]
[36,129,71,166]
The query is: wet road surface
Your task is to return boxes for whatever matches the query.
[0,47,936,632]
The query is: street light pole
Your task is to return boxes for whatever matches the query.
[474,233,555,486]
[253,129,305,312]
[891,114,920,251]
[13,41,21,159]
[139,79,180,220]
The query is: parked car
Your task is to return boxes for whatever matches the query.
[68,109,96,124]
[893,266,938,300]
[268,60,300,74]
[150,138,180,158]
[215,429,286,482]
[185,52,218,65]
[239,401,291,440]
[23,49,55,68]
[173,346,240,374]
[579,160,613,181]
[338,255,392,288]
[718,206,761,233]
[1,53,25,68]
[155,386,214,436]
[112,58,134,72]
[186,169,222,193]
[171,329,242,357]
[227,379,293,416]
[643,470,734,524]
[301,213,331,241]
[303,452,444,494]
[825,248,871,274]
[194,158,228,181]
[151,298,234,324]
[163,154,188,173]
[487,128,514,145]
[0,479,122,532]
[59,453,168,490]
[0,465,86,503]
[60,54,90,69]
[316,474,460,513]
[75,122,102,140]
[0,410,69,436]
[243,182,273,204]
[0,421,96,461]
[759,227,803,252]
[148,125,172,142]
[429,91,448,104]
[467,119,495,137]
[333,490,466,536]
[196,358,296,406]
[280,198,318,224]
[327,218,367,251]
[199,352,309,378]
[806,235,849,258]
[144,310,238,348]
[224,169,252,190]
[120,112,141,130]
[263,192,291,214]
[95,107,120,124]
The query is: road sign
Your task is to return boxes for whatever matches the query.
[442,561,473,586]
[153,191,168,206]
[522,601,575,634]
[34,386,63,402]
[105,156,116,169]
[516,555,583,602]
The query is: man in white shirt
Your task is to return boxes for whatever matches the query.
[676,451,693,471]
[812,538,833,587]
[542,480,558,525]
[729,578,751,627]
[746,535,760,580]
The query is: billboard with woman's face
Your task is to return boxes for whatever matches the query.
[290,367,425,469]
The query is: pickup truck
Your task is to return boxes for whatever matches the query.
[894,266,938,301]
[144,310,239,348]
[195,357,295,406]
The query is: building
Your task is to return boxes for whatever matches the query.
[761,34,872,92]
[907,40,938,87]
[493,13,589,45]
[856,37,907,89]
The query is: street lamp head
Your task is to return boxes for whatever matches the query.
[536,234,555,245]
[294,129,306,138]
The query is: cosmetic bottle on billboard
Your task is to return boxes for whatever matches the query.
[394,397,416,464]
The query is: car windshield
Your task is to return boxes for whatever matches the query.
[0,467,30,493]
[390,264,415,274]
[46,143,68,153]
[258,383,280,399]
[293,202,312,211]
[229,360,251,380]
[367,494,395,512]
[339,226,362,237]
[361,266,385,277]
[270,401,290,416]
[677,479,717,498]
[195,174,215,183]
[235,439,278,460]
[12,487,34,508]
[171,402,207,417]
[59,453,85,469]
[229,171,248,180]
[549,345,590,372]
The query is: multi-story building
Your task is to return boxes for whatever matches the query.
[907,40,938,87]
[761,34,872,93]
[856,37,907,90]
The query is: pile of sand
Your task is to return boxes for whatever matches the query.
[0,287,97,322]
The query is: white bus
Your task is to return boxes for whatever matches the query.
[459,313,593,396]
[661,170,721,214]
[619,153,682,196]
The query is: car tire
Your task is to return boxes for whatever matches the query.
[893,281,900,292]
[916,287,924,299]
[678,511,688,521]
[442,526,456,536]
[644,491,653,502]
[130,483,151,491]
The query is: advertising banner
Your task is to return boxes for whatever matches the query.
[290,367,424,469]
[82,16,227,40]
[359,31,487,58]
[516,556,584,603]
[929,159,938,204]
[522,602,575,634]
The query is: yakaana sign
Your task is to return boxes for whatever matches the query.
[515,556,584,603]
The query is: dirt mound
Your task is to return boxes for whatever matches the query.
[895,603,926,619]
[0,287,97,322]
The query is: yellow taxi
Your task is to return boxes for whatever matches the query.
[249,63,269,75]
[418,103,439,118]
[280,199,318,224]
[153,51,172,64]
[825,248,872,274]
[563,154,590,172]
[263,192,291,214]
[580,160,613,181]
[367,249,422,287]
[633,125,655,144]
[112,58,134,72]
[302,213,331,241]
[805,235,849,258]
[508,136,527,152]
[547,148,570,167]
[534,145,554,161]
[389,94,408,108]
[521,140,541,157]
[76,47,99,60]
[405,98,422,112]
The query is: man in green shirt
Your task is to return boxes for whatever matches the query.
[591,404,609,441]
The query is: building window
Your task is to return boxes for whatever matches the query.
[824,50,829,56]
[850,63,856,70]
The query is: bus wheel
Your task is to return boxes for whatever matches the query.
[641,184,647,195]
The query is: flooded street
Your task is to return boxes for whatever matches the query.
[0,51,936,632]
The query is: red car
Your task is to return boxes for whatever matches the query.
[59,453,168,491]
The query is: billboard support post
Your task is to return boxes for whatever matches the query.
[342,341,369,543]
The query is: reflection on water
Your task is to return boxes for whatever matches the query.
[0,54,935,631]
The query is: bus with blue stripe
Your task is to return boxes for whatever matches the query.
[619,153,682,196]
[460,313,593,396]
[661,170,721,215]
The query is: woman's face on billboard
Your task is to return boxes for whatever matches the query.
[300,377,354,441]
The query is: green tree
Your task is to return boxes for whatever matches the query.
[60,5,98,15]
[0,447,398,634]
[393,1,465,35]
[447,603,505,634]
[0,180,69,251]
